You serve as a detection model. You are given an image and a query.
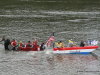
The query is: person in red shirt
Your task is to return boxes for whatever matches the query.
[33,38,39,48]
[26,41,32,47]
[11,39,17,50]
[32,38,39,49]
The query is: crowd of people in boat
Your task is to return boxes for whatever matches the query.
[0,36,98,50]
[0,36,45,50]
[55,39,98,48]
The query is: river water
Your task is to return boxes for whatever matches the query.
[0,0,100,75]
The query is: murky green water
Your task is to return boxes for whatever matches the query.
[0,0,100,75]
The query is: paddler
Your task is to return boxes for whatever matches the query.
[32,38,39,48]
[26,41,32,47]
[55,41,65,48]
[80,40,87,47]
[11,39,17,50]
[19,41,23,47]
[68,39,76,47]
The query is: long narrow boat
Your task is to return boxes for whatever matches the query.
[17,46,41,51]
[7,44,45,51]
[53,46,99,54]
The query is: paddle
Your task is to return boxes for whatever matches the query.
[63,45,65,52]
[0,36,5,42]
[62,42,65,52]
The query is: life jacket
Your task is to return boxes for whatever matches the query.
[19,43,22,47]
[34,42,37,47]
[12,41,16,47]
[40,43,44,50]
[69,40,73,43]
[26,43,30,47]
[55,42,63,48]
[80,42,85,47]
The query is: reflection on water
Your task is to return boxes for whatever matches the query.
[46,54,99,75]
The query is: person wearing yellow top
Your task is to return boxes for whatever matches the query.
[68,39,76,47]
[55,41,65,48]
[69,39,73,43]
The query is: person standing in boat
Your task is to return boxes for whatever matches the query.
[11,39,17,50]
[55,41,65,48]
[33,38,39,48]
[68,39,76,47]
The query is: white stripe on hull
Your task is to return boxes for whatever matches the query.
[53,49,95,54]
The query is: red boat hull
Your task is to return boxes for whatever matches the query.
[17,46,41,51]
